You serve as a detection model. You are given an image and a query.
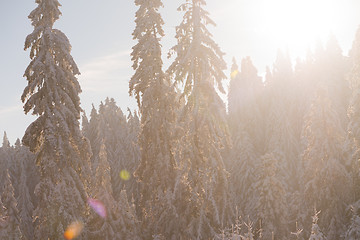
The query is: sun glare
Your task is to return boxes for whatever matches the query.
[255,0,343,57]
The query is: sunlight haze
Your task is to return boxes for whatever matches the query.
[1,0,360,143]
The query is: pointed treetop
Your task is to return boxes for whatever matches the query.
[167,0,227,98]
[28,0,62,28]
[326,33,342,56]
[90,104,98,118]
[14,139,21,149]
[2,132,10,148]
[240,56,258,78]
[265,66,273,84]
[130,0,165,108]
[230,57,239,80]
[231,57,238,72]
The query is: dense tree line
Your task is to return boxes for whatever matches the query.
[1,0,360,239]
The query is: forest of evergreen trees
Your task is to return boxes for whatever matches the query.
[1,0,360,239]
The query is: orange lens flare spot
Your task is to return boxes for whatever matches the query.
[64,221,84,240]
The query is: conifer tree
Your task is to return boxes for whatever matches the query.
[265,50,299,186]
[81,112,89,136]
[1,171,23,240]
[117,190,141,239]
[87,144,140,239]
[83,105,103,177]
[2,132,10,149]
[347,26,360,199]
[345,202,360,240]
[17,154,35,240]
[21,0,91,238]
[130,0,181,237]
[254,153,288,240]
[0,199,7,238]
[345,26,360,240]
[124,110,141,175]
[97,98,134,201]
[302,88,351,239]
[228,57,264,151]
[0,134,12,197]
[227,57,263,219]
[13,139,39,210]
[324,35,350,127]
[167,0,230,238]
[309,210,326,240]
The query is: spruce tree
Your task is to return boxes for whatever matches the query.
[2,132,10,149]
[324,35,350,127]
[345,202,360,240]
[0,134,12,197]
[254,153,288,240]
[265,50,299,187]
[347,26,360,200]
[227,57,263,219]
[87,144,140,239]
[309,210,326,240]
[83,105,103,179]
[167,0,230,238]
[97,98,135,201]
[1,171,23,240]
[130,0,181,238]
[302,88,351,239]
[17,155,35,240]
[13,140,39,210]
[22,0,91,238]
[345,26,360,240]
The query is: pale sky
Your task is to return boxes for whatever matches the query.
[1,0,360,143]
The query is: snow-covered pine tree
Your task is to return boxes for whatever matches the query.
[345,202,360,240]
[122,109,141,204]
[124,109,141,181]
[17,153,35,240]
[21,0,91,238]
[264,50,299,187]
[228,57,263,145]
[0,171,24,239]
[81,111,89,135]
[97,98,136,201]
[228,57,240,116]
[83,105,103,180]
[323,35,350,128]
[13,139,39,211]
[227,125,258,219]
[0,199,8,239]
[226,57,263,219]
[87,143,140,239]
[261,50,301,236]
[2,132,10,149]
[344,26,360,240]
[130,0,181,238]
[347,26,360,200]
[0,133,12,197]
[254,153,288,240]
[117,190,141,239]
[309,210,326,240]
[302,87,351,239]
[167,0,230,238]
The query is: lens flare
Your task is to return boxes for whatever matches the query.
[231,70,239,79]
[120,170,130,181]
[64,221,84,240]
[88,198,106,218]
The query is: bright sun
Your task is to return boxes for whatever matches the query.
[255,0,343,57]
